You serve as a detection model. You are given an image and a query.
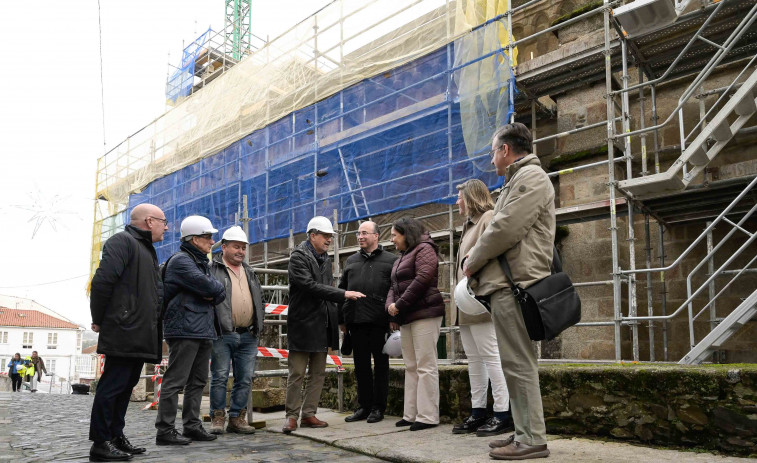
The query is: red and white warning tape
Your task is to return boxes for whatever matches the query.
[257,346,343,369]
[141,346,343,411]
[142,363,163,410]
[264,303,288,315]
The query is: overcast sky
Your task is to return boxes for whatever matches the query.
[0,1,331,326]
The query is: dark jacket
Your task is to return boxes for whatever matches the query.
[386,234,445,325]
[287,240,346,352]
[210,253,265,336]
[338,245,397,327]
[163,241,226,340]
[90,225,163,362]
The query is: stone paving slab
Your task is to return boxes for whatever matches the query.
[265,410,756,463]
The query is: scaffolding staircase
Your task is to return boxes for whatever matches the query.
[619,65,757,198]
[679,289,757,365]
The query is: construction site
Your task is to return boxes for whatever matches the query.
[90,0,757,370]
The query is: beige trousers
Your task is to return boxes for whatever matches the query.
[400,316,443,424]
[490,288,547,445]
[285,351,327,420]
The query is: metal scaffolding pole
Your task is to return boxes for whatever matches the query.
[604,0,623,361]
[707,222,718,335]
[620,38,639,361]
[644,214,655,361]
[658,224,669,361]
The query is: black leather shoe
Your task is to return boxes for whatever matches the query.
[395,418,413,427]
[111,435,145,455]
[344,408,370,422]
[89,441,133,461]
[476,415,514,437]
[366,409,384,423]
[155,429,191,446]
[409,422,438,431]
[182,426,217,441]
[452,415,487,434]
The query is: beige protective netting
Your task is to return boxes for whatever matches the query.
[90,0,517,282]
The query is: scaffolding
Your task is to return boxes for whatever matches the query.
[92,0,757,364]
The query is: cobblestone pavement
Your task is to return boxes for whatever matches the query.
[0,392,384,463]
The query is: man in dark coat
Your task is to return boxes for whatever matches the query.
[339,221,397,424]
[155,215,226,446]
[89,203,168,462]
[282,216,365,434]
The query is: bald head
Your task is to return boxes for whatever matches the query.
[357,221,380,253]
[130,203,168,242]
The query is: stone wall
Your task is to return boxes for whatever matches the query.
[323,364,757,457]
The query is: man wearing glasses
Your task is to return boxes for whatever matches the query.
[339,221,397,424]
[282,216,365,433]
[464,123,554,460]
[155,215,226,446]
[89,203,168,462]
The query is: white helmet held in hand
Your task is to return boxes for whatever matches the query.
[306,216,336,234]
[222,225,249,244]
[454,277,489,316]
[382,331,402,357]
[180,215,218,240]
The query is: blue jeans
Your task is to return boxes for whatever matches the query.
[210,331,259,417]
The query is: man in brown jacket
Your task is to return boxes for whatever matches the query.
[464,122,554,460]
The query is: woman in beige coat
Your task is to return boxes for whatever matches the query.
[452,179,512,437]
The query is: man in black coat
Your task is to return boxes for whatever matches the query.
[89,203,168,462]
[282,216,365,434]
[339,221,397,424]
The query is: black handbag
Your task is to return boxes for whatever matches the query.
[498,246,581,341]
[341,330,353,355]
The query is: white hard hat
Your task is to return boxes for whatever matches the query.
[454,277,489,316]
[180,215,218,240]
[382,331,402,357]
[306,216,336,234]
[222,226,249,244]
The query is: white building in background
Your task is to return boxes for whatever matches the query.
[0,301,86,386]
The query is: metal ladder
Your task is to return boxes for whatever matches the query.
[619,65,757,198]
[679,289,757,365]
[338,148,371,219]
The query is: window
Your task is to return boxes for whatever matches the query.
[47,333,58,349]
[0,331,8,343]
[23,332,33,349]
[76,331,82,350]
[48,359,56,374]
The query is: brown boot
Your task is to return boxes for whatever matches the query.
[210,410,226,435]
[300,416,328,428]
[227,409,256,434]
[282,417,298,434]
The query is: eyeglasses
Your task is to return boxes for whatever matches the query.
[488,145,504,159]
[147,216,168,225]
[197,234,213,240]
[355,231,378,237]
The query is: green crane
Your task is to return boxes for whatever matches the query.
[225,0,252,60]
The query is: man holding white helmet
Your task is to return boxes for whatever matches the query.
[282,216,365,434]
[208,226,264,435]
[155,215,226,446]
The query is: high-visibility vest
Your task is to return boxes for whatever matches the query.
[22,357,34,377]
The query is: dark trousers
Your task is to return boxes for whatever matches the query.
[349,323,389,412]
[155,338,213,435]
[10,373,22,391]
[89,356,144,443]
